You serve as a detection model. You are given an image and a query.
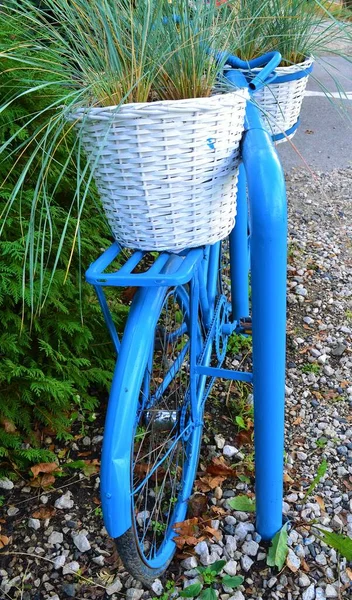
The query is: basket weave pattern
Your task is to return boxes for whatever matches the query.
[254,58,313,140]
[71,91,248,251]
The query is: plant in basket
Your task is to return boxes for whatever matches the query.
[221,0,352,139]
[0,0,251,305]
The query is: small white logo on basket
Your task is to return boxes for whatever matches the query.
[207,138,216,150]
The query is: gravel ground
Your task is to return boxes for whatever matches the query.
[1,167,352,599]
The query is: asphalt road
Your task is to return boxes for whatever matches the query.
[277,56,352,171]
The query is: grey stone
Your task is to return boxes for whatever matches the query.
[268,577,277,588]
[223,560,237,576]
[62,561,80,575]
[28,518,40,530]
[136,510,150,528]
[323,366,334,377]
[214,434,226,449]
[240,555,253,572]
[302,584,315,600]
[73,532,91,552]
[315,588,326,600]
[224,535,237,556]
[106,578,123,596]
[48,531,63,545]
[92,435,104,445]
[82,436,91,446]
[200,552,219,566]
[181,557,198,569]
[223,445,238,458]
[296,451,308,461]
[331,344,346,357]
[62,583,76,597]
[228,593,245,600]
[126,589,144,600]
[315,552,327,566]
[151,580,163,597]
[0,477,14,490]
[53,555,66,570]
[325,584,338,598]
[54,492,74,510]
[241,540,259,557]
[234,522,254,541]
[92,555,105,566]
[298,574,311,587]
[7,506,19,516]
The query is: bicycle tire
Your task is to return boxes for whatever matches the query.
[109,281,205,585]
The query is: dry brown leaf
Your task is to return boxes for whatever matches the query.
[211,506,226,516]
[342,479,352,491]
[31,462,60,478]
[195,475,226,492]
[346,567,352,581]
[235,429,253,446]
[32,506,56,519]
[173,517,199,537]
[188,494,208,518]
[0,535,10,548]
[30,473,56,488]
[301,559,310,572]
[314,496,326,512]
[283,473,294,484]
[1,418,17,433]
[206,456,236,477]
[204,526,222,541]
[174,535,200,550]
[292,416,302,426]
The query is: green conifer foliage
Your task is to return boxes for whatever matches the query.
[0,11,127,473]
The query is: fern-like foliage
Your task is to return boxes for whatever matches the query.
[0,13,128,472]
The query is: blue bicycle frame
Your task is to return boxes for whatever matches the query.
[86,53,287,546]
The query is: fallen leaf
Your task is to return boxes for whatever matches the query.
[314,496,326,512]
[346,567,352,581]
[82,459,100,477]
[44,473,57,487]
[174,535,200,550]
[188,494,208,518]
[235,429,253,446]
[195,475,226,492]
[32,506,56,519]
[31,462,60,478]
[204,526,222,541]
[210,506,226,516]
[301,558,310,572]
[173,517,199,537]
[206,457,236,477]
[292,416,302,426]
[283,473,294,484]
[227,495,255,513]
[0,535,10,548]
[267,524,289,570]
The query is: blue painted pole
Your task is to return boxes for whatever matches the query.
[242,102,287,540]
[229,163,250,322]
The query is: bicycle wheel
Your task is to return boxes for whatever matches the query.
[113,283,204,584]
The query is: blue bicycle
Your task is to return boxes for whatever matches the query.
[86,52,288,584]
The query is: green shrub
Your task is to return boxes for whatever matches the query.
[0,12,127,474]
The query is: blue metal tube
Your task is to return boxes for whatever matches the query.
[207,241,221,321]
[229,164,250,322]
[242,101,287,540]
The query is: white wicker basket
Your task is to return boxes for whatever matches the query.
[252,57,313,142]
[70,90,248,252]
